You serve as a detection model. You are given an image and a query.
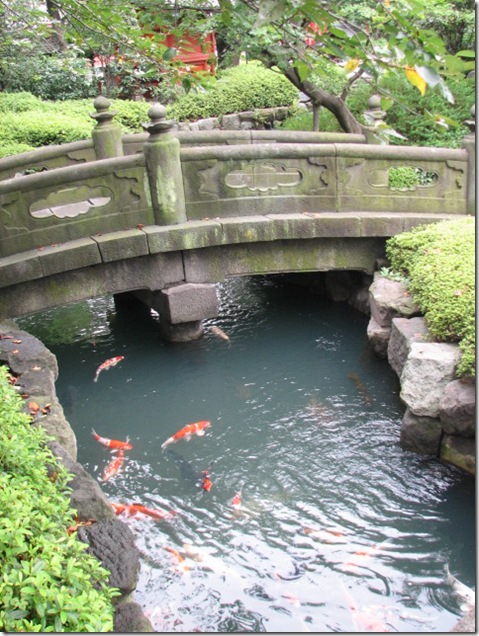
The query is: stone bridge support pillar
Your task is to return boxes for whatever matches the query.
[133,283,219,342]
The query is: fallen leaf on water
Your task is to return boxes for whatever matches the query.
[12,349,19,354]
[12,339,22,344]
[31,365,42,371]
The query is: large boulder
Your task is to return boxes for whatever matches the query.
[114,601,154,632]
[366,315,390,358]
[440,435,476,476]
[368,273,420,329]
[77,519,140,598]
[400,342,462,418]
[388,317,429,378]
[439,380,476,437]
[400,408,443,455]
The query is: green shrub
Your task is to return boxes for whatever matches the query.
[0,142,36,158]
[111,100,150,132]
[168,62,298,121]
[0,366,118,632]
[0,111,94,147]
[0,92,45,113]
[1,54,97,101]
[386,217,475,377]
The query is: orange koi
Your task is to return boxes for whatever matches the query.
[161,420,211,450]
[202,469,212,492]
[343,541,387,571]
[91,428,132,451]
[111,502,177,521]
[231,491,242,509]
[93,355,124,382]
[102,449,124,481]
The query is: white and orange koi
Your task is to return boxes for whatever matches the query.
[341,584,390,632]
[102,449,125,481]
[164,546,190,573]
[342,540,389,571]
[93,355,124,382]
[91,428,133,451]
[231,491,242,510]
[161,420,211,450]
[303,526,346,544]
[111,502,177,521]
[209,325,230,343]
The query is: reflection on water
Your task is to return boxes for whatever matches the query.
[17,275,475,632]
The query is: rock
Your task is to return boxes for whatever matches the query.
[47,441,115,522]
[387,317,430,377]
[400,407,443,455]
[369,274,420,329]
[114,601,154,632]
[450,606,476,632]
[0,326,58,377]
[366,315,390,358]
[440,435,475,476]
[400,342,462,418]
[77,519,140,598]
[221,113,241,130]
[439,380,476,437]
[33,400,77,460]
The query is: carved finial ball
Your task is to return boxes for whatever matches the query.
[148,103,167,121]
[367,94,382,109]
[93,95,111,111]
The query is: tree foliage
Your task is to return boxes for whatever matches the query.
[0,0,475,134]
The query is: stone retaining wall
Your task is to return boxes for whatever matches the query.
[0,320,153,632]
[367,272,475,476]
[173,105,294,131]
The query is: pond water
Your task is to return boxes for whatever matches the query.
[17,275,475,633]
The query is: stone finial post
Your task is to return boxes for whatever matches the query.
[364,94,388,145]
[90,96,124,159]
[462,104,475,215]
[142,104,187,225]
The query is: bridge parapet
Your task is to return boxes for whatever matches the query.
[0,99,474,263]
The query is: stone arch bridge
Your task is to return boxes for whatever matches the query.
[0,100,474,339]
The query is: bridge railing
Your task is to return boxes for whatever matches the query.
[0,99,474,260]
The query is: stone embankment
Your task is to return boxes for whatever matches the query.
[0,321,153,633]
[173,105,294,131]
[367,272,475,476]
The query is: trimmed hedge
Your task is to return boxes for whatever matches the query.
[167,62,298,122]
[385,217,475,377]
[0,366,118,632]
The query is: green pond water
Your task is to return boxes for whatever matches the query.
[17,275,475,632]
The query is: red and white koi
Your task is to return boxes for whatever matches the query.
[102,449,125,481]
[164,546,190,573]
[201,469,212,492]
[91,428,133,451]
[342,540,388,571]
[303,526,346,544]
[93,355,124,382]
[111,502,177,521]
[231,490,242,510]
[161,420,211,450]
[341,584,390,632]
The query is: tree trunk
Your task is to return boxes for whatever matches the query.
[46,0,68,51]
[282,68,368,136]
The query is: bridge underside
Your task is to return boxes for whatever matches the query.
[0,236,386,319]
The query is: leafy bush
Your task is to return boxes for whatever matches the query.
[111,100,150,132]
[0,366,118,632]
[168,62,298,121]
[1,54,97,101]
[0,92,45,113]
[386,217,475,377]
[0,142,36,159]
[0,111,94,147]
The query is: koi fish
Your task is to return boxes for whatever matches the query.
[342,540,388,571]
[341,583,390,632]
[164,546,190,573]
[91,428,133,451]
[102,449,124,481]
[231,491,242,509]
[93,355,124,382]
[161,420,211,450]
[111,502,177,521]
[303,526,346,544]
[209,325,230,343]
[202,469,212,492]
